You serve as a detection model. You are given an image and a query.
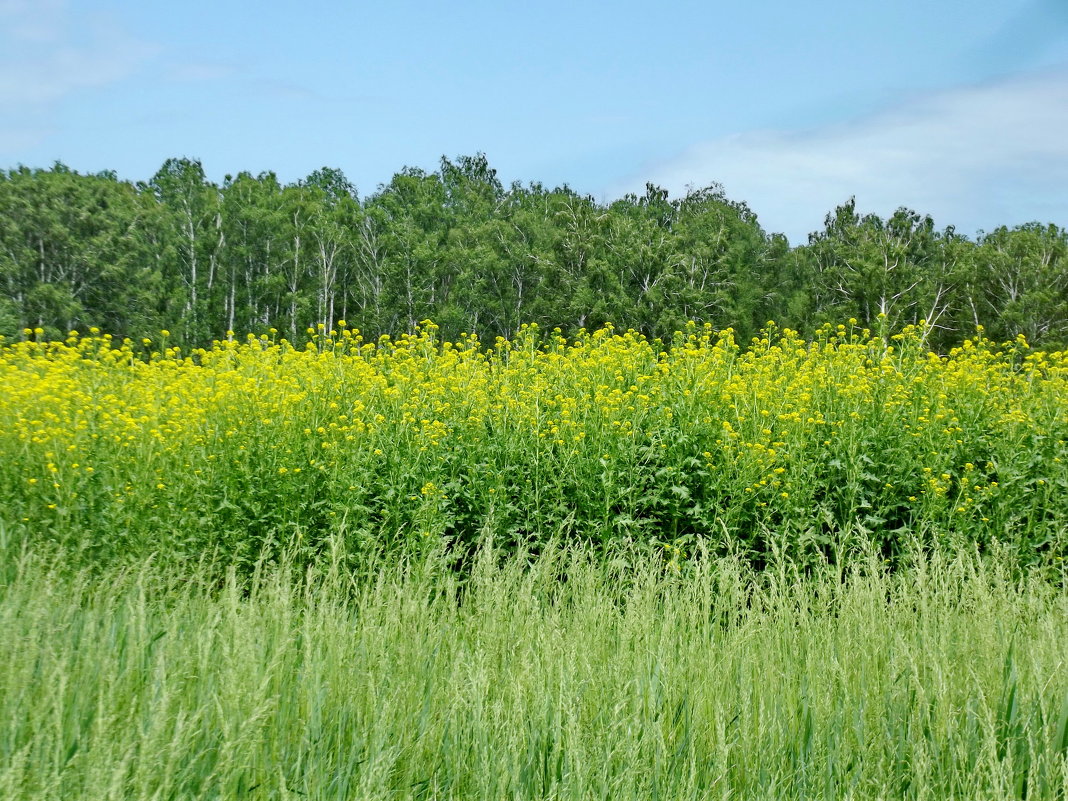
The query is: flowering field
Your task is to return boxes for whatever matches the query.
[1,321,1066,567]
[2,322,1068,799]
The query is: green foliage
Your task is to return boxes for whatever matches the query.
[4,157,1067,351]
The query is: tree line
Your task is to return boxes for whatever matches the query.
[2,154,1066,349]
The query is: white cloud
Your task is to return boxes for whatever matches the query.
[619,70,1068,243]
[0,124,55,153]
[0,0,157,152]
[166,61,238,83]
[0,0,65,43]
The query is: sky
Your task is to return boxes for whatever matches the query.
[1,0,1067,243]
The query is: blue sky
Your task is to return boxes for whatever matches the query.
[2,0,1067,243]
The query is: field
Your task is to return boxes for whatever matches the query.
[1,321,1067,799]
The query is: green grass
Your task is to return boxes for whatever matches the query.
[2,537,1066,800]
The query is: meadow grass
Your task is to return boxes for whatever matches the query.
[1,537,1066,800]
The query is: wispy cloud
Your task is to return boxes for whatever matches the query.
[166,61,238,83]
[0,124,55,153]
[619,70,1068,243]
[968,0,1068,74]
[0,0,65,43]
[0,0,157,152]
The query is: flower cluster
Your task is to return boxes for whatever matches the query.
[1,322,1065,566]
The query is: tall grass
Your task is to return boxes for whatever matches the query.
[2,538,1066,800]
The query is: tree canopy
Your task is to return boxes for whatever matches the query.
[2,156,1066,349]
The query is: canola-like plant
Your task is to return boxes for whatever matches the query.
[1,321,1066,568]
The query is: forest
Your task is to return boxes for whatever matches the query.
[1,153,1066,350]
